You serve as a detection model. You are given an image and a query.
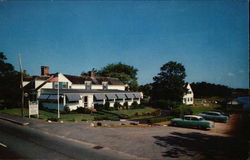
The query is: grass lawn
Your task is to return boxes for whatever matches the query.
[109,107,157,117]
[191,106,216,114]
[0,108,95,122]
[0,107,159,122]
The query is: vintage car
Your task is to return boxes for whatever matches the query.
[197,111,229,123]
[170,115,214,130]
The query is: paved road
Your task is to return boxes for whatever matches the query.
[0,119,136,160]
[1,114,248,160]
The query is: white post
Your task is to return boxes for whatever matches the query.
[57,82,60,119]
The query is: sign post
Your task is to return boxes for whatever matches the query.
[29,101,39,118]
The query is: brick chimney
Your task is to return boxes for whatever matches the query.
[41,66,49,76]
[89,71,94,77]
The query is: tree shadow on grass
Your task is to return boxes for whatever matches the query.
[153,132,248,160]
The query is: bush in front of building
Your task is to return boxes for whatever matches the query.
[104,101,110,110]
[114,102,122,110]
[64,105,71,113]
[94,104,104,111]
[123,102,129,109]
[130,101,139,109]
[75,107,92,114]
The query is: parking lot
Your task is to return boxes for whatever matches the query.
[29,114,248,160]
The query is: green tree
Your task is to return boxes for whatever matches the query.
[151,61,187,104]
[97,63,138,91]
[0,52,21,108]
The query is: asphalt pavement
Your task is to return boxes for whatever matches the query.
[0,113,249,160]
[0,118,140,160]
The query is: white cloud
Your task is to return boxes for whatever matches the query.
[227,72,235,77]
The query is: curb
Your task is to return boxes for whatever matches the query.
[0,117,29,126]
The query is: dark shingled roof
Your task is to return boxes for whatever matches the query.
[64,74,124,85]
[23,73,124,87]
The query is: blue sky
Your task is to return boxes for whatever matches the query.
[0,1,248,88]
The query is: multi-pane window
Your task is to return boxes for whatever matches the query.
[102,82,108,90]
[85,81,92,90]
[53,82,68,89]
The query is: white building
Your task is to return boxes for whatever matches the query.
[183,83,194,105]
[24,66,143,111]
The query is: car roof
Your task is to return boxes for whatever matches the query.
[205,111,221,114]
[184,115,203,119]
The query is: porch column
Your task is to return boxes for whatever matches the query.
[63,95,66,106]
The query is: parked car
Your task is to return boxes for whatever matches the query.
[170,115,214,130]
[197,111,229,123]
[213,110,230,117]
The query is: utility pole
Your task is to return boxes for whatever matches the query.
[18,54,24,117]
[57,78,60,119]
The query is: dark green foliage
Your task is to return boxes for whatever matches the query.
[171,105,193,117]
[0,52,21,109]
[123,102,129,109]
[191,82,231,98]
[96,62,138,91]
[101,110,129,119]
[104,101,110,110]
[131,101,138,109]
[76,107,92,114]
[151,99,179,109]
[147,117,172,124]
[138,84,152,98]
[64,105,70,113]
[94,103,104,111]
[114,102,121,109]
[151,61,187,104]
[94,114,120,121]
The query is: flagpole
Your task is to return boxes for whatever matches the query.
[18,54,24,117]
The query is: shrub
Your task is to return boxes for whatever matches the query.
[104,101,110,110]
[151,99,179,109]
[131,101,139,109]
[171,105,193,117]
[94,104,104,111]
[123,102,129,109]
[76,107,92,114]
[64,105,71,113]
[114,102,121,110]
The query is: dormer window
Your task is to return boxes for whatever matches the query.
[102,82,108,90]
[85,81,92,90]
